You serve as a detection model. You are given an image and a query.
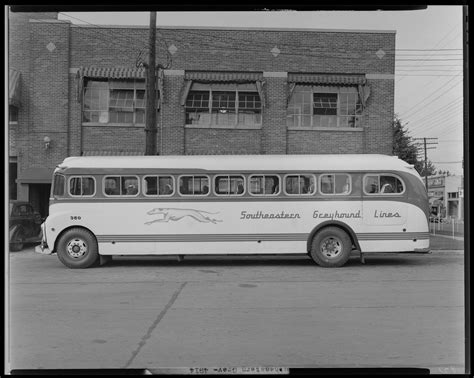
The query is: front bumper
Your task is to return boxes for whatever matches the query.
[35,241,54,255]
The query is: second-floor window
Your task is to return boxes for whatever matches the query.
[185,83,262,127]
[287,85,363,128]
[83,79,157,126]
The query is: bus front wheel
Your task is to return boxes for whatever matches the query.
[310,227,352,267]
[57,228,99,269]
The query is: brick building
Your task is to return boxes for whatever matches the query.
[8,11,396,217]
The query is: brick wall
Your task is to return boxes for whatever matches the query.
[11,17,395,168]
[24,19,70,172]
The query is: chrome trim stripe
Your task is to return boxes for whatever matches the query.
[96,232,429,243]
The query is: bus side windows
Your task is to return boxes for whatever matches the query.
[249,175,280,196]
[285,174,316,195]
[364,175,379,193]
[104,177,120,195]
[104,176,139,196]
[69,176,95,197]
[364,175,404,195]
[215,175,245,196]
[144,176,174,196]
[122,177,139,196]
[320,174,351,195]
[179,176,209,196]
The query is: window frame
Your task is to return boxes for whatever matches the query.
[283,174,317,196]
[177,175,211,197]
[287,85,363,129]
[319,173,352,196]
[185,83,262,128]
[68,176,97,197]
[103,175,140,197]
[248,174,281,197]
[363,174,405,196]
[82,79,155,127]
[213,175,246,197]
[143,175,175,197]
[52,174,66,197]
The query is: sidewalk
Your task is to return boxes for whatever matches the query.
[430,234,464,251]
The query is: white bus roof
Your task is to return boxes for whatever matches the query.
[58,154,418,175]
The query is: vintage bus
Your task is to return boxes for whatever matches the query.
[35,154,430,268]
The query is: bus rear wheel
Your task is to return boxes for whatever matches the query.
[57,228,99,269]
[310,227,352,267]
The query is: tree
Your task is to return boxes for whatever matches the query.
[392,116,436,176]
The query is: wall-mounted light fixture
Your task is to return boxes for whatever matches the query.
[44,136,51,150]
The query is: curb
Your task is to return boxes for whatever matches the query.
[429,250,464,254]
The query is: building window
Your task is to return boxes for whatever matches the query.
[185,83,262,127]
[83,79,154,125]
[287,85,362,128]
[448,192,459,199]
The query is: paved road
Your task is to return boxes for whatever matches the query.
[6,247,466,374]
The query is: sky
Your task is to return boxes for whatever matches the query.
[56,6,465,175]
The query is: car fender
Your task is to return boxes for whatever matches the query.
[9,224,23,242]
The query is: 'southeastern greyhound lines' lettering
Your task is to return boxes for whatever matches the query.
[240,210,301,220]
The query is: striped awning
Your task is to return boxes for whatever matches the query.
[288,73,366,85]
[184,71,263,83]
[9,68,21,107]
[82,150,145,156]
[78,66,146,79]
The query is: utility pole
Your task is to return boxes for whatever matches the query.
[413,137,438,189]
[145,11,157,155]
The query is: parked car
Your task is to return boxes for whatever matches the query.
[9,201,43,251]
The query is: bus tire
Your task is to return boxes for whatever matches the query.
[57,228,99,269]
[310,227,351,267]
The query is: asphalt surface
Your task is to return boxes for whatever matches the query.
[6,235,466,374]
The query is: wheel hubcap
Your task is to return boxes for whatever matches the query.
[320,236,343,258]
[66,238,87,258]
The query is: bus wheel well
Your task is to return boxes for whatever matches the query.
[307,221,361,253]
[54,226,97,253]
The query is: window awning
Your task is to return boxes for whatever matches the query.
[180,71,266,107]
[184,71,263,83]
[76,66,164,104]
[81,150,145,156]
[286,73,370,108]
[9,68,21,107]
[17,168,54,184]
[288,73,366,85]
[77,66,146,79]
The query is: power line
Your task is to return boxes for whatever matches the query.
[408,99,462,129]
[30,14,463,68]
[406,103,462,133]
[398,75,463,119]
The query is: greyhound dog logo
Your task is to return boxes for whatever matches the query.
[145,208,222,225]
